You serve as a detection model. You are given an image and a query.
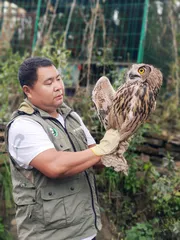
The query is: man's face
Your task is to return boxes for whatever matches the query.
[23,65,65,116]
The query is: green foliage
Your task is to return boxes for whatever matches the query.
[0,159,13,211]
[94,121,180,239]
[0,49,27,120]
[150,174,180,217]
[112,67,127,90]
[153,218,180,239]
[123,157,143,194]
[122,124,151,194]
[97,167,121,201]
[0,159,13,240]
[171,220,180,239]
[125,222,155,240]
[150,94,180,132]
[0,217,13,240]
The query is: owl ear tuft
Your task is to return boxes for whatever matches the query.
[146,65,152,73]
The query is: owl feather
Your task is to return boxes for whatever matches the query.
[92,63,163,175]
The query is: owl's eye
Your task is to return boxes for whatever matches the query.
[138,67,145,74]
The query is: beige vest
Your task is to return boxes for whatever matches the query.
[6,100,102,240]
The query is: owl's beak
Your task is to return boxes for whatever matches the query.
[129,73,140,80]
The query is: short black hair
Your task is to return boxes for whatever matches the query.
[18,57,54,87]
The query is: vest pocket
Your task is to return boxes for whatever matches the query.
[42,198,66,229]
[41,178,86,229]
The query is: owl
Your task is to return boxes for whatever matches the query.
[92,63,163,175]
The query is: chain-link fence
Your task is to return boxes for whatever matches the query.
[0,0,148,64]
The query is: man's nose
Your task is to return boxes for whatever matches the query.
[54,80,62,91]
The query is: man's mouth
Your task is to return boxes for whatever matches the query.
[55,90,63,99]
[55,94,63,99]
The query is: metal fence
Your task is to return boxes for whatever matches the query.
[0,0,148,64]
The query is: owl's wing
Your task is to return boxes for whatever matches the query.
[92,76,116,129]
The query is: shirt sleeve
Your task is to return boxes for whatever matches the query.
[8,117,55,169]
[72,112,96,146]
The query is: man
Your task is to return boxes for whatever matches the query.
[6,57,120,240]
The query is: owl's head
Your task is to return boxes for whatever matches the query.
[126,63,163,89]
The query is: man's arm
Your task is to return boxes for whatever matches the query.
[9,118,120,177]
[30,128,119,177]
[30,148,101,178]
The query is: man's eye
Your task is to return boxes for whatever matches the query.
[46,81,52,85]
[57,78,61,81]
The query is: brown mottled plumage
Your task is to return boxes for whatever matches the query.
[92,63,163,174]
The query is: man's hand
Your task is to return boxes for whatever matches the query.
[90,129,120,156]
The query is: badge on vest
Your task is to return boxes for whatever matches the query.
[49,127,58,137]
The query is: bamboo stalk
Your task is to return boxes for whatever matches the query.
[86,0,99,94]
[35,0,51,49]
[46,0,60,38]
[168,0,179,105]
[63,0,76,49]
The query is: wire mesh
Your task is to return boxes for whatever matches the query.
[0,0,147,64]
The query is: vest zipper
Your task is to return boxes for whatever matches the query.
[63,119,98,229]
[43,116,98,229]
[85,171,98,230]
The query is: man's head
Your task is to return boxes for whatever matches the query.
[18,57,54,87]
[19,57,65,117]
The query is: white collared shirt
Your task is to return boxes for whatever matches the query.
[82,234,96,240]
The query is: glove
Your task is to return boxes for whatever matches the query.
[90,129,120,156]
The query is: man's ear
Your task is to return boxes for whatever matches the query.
[22,85,32,98]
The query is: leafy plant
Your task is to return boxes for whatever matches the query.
[0,49,27,120]
[0,159,13,212]
[150,174,180,217]
[0,159,13,240]
[125,222,155,240]
[94,116,180,239]
[0,217,13,240]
